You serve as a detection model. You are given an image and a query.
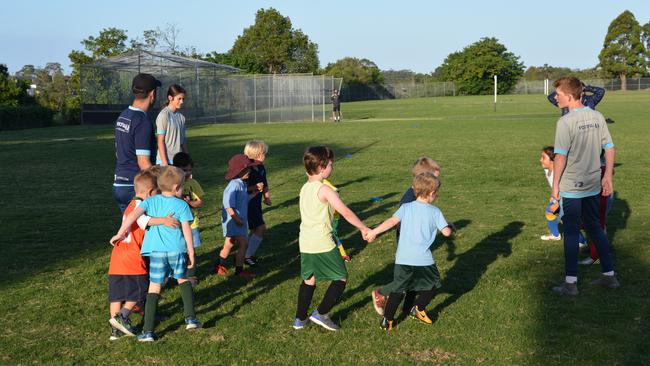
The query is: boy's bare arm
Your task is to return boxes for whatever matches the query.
[185,197,203,208]
[156,135,168,165]
[226,207,243,225]
[440,225,453,237]
[110,207,146,245]
[182,221,195,268]
[367,216,400,241]
[320,185,368,232]
[602,148,615,196]
[147,213,180,228]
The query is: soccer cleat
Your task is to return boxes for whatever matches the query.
[552,282,579,296]
[579,257,599,266]
[236,269,256,280]
[380,317,394,331]
[540,234,561,241]
[109,327,124,341]
[244,257,258,267]
[590,275,620,289]
[185,317,202,330]
[371,289,386,316]
[409,306,433,325]
[293,317,308,330]
[109,315,136,336]
[309,310,340,331]
[137,331,156,342]
[215,264,228,276]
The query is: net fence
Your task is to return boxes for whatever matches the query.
[81,50,343,124]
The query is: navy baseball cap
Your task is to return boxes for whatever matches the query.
[132,73,161,94]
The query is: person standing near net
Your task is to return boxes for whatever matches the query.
[155,84,188,166]
[113,73,161,213]
[331,89,341,122]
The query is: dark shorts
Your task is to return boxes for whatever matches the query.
[300,247,347,282]
[108,274,149,303]
[381,264,442,294]
[248,202,265,230]
[332,104,341,112]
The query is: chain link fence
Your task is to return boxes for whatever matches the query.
[81,50,342,124]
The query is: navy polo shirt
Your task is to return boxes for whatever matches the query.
[113,106,155,186]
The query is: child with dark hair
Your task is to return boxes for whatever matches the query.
[156,84,187,165]
[173,152,204,286]
[539,146,562,241]
[293,146,370,331]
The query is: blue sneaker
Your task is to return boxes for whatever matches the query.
[185,317,202,330]
[137,331,156,342]
[309,310,340,331]
[293,317,307,330]
[109,315,136,336]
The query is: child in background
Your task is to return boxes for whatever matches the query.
[216,154,259,280]
[293,146,370,331]
[539,146,562,241]
[243,141,272,267]
[371,156,440,317]
[110,166,200,342]
[323,179,351,262]
[366,172,453,330]
[173,152,204,285]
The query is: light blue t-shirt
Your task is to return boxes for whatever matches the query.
[139,195,193,255]
[394,201,448,266]
[221,178,249,237]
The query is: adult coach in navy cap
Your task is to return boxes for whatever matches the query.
[112,73,161,213]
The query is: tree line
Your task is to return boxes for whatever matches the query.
[2,8,649,124]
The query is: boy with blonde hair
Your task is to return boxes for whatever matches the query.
[110,165,200,342]
[243,140,272,266]
[372,156,441,316]
[366,172,453,330]
[293,146,370,331]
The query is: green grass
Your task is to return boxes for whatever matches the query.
[1,92,649,365]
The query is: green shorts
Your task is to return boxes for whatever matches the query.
[300,247,347,282]
[381,263,442,294]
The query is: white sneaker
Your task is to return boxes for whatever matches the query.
[541,234,561,241]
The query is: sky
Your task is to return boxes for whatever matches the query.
[2,0,650,75]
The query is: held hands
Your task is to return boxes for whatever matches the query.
[256,182,264,192]
[362,227,376,243]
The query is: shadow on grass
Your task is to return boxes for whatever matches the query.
[430,221,522,318]
[527,196,650,365]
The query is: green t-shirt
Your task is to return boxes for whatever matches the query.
[554,107,614,198]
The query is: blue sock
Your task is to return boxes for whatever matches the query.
[546,217,560,236]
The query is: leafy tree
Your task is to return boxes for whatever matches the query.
[227,8,319,73]
[437,37,524,95]
[642,21,650,74]
[323,57,383,85]
[0,64,33,107]
[34,63,69,111]
[598,10,646,90]
[15,64,37,81]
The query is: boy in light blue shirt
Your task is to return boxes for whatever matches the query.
[110,165,201,342]
[366,172,453,330]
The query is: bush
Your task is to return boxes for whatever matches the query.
[0,106,55,130]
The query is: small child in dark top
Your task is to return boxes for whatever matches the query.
[243,140,272,266]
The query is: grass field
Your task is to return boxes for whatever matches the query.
[1,93,649,365]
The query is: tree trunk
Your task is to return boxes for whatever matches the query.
[620,73,627,91]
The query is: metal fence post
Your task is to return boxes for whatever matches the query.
[253,75,257,123]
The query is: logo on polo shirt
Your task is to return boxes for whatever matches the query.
[116,117,131,133]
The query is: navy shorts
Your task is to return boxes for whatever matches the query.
[248,203,265,230]
[108,274,149,303]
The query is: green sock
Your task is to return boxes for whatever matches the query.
[186,266,196,278]
[143,293,160,333]
[180,281,196,319]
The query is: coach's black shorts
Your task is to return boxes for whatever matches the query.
[108,274,149,303]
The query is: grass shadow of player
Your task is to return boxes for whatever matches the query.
[429,221,523,320]
[435,219,472,261]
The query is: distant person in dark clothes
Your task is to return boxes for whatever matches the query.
[112,73,161,213]
[547,82,615,123]
[331,89,341,122]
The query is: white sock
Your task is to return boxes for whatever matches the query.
[602,271,615,276]
[565,276,578,284]
[246,234,262,257]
